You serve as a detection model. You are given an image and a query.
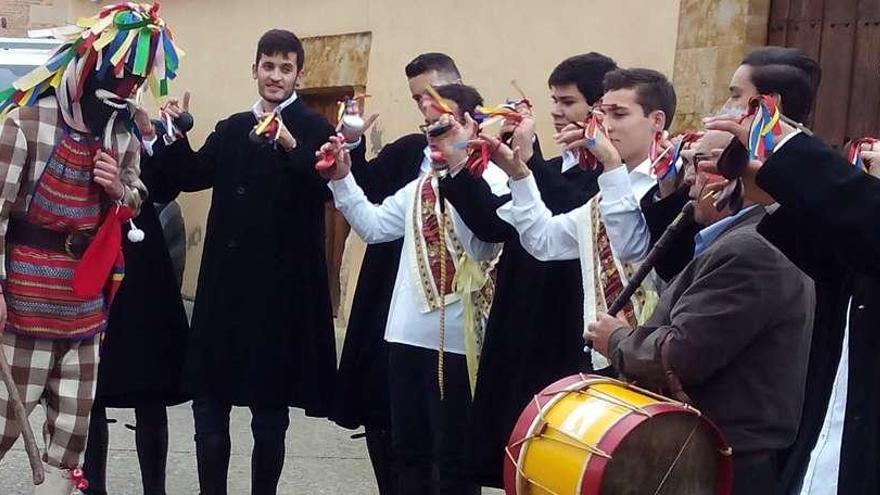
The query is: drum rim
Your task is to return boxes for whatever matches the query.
[504,374,734,495]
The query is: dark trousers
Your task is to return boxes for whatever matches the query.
[83,402,169,495]
[388,343,479,495]
[365,425,398,495]
[192,398,290,495]
[732,450,779,495]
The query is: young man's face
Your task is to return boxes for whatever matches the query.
[421,98,461,128]
[724,64,757,112]
[408,70,456,116]
[600,88,665,165]
[550,83,591,133]
[252,51,300,104]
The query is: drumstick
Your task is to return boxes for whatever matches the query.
[0,347,44,485]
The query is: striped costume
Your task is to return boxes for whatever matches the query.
[6,131,113,339]
[0,98,143,473]
[0,3,178,489]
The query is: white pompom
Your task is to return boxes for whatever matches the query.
[127,219,145,243]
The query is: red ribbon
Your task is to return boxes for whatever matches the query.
[847,137,878,169]
[577,113,604,171]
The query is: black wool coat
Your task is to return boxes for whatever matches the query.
[157,99,337,413]
[753,132,880,494]
[96,141,190,407]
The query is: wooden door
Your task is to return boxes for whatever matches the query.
[768,0,880,147]
[299,89,358,316]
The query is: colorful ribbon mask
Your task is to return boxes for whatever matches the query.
[0,2,184,119]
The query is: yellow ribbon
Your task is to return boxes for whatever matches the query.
[453,253,490,397]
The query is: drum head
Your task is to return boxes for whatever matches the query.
[600,412,721,495]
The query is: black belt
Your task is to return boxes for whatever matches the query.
[8,220,94,258]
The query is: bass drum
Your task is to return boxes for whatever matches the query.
[504,374,732,495]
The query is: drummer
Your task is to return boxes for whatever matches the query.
[584,131,815,495]
[465,108,814,490]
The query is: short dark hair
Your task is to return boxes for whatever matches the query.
[742,46,821,123]
[548,52,618,105]
[405,52,461,81]
[435,84,483,119]
[255,29,305,71]
[603,68,677,130]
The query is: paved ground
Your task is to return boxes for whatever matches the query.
[0,316,506,494]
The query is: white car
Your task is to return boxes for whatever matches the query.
[0,37,62,89]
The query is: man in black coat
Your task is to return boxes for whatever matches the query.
[153,30,336,494]
[83,115,191,495]
[438,53,616,487]
[705,46,880,494]
[331,52,462,495]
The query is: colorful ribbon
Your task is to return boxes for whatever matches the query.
[1,2,183,118]
[473,103,523,127]
[577,112,605,170]
[424,85,453,115]
[654,132,702,181]
[746,95,783,159]
[847,137,878,170]
[250,112,282,144]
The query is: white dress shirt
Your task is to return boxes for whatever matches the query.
[561,150,579,173]
[251,91,298,117]
[796,295,852,495]
[328,163,508,354]
[496,158,655,262]
[596,159,656,261]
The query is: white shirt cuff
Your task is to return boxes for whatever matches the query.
[597,166,633,202]
[142,135,158,156]
[508,173,540,206]
[327,173,359,203]
[343,137,362,151]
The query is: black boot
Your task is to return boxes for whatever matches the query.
[82,404,108,495]
[135,405,169,495]
[195,431,231,495]
[250,430,285,495]
[365,427,397,495]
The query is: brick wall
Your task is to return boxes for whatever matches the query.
[1,0,70,37]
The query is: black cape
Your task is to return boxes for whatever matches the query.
[331,133,427,429]
[751,133,880,493]
[158,99,337,413]
[440,145,600,487]
[95,142,190,407]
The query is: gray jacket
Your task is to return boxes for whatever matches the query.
[609,207,815,453]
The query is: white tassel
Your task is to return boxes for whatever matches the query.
[127,219,145,243]
[103,109,117,151]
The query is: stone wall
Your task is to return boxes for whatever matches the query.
[672,0,771,131]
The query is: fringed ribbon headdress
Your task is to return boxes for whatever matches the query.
[0,2,184,132]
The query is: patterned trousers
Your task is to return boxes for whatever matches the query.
[0,332,99,469]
